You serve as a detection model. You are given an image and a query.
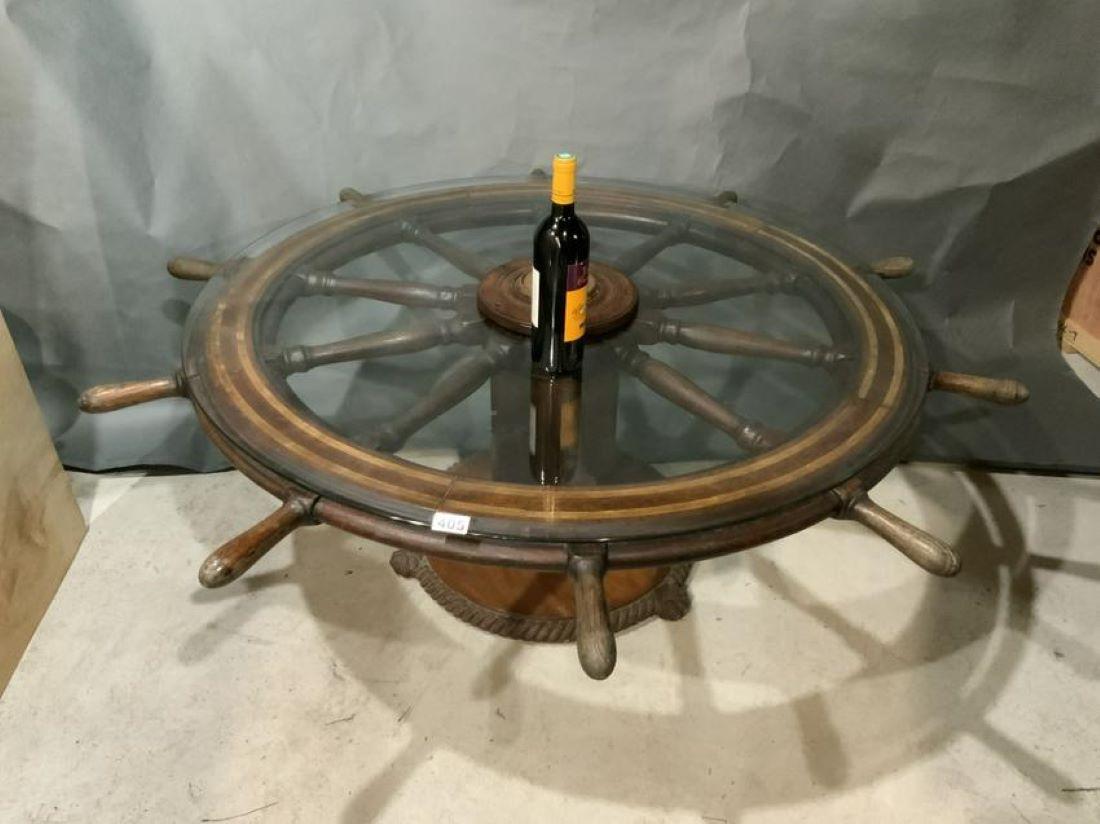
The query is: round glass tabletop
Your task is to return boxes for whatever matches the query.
[182,178,927,544]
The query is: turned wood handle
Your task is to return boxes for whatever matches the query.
[870,256,914,278]
[198,496,313,588]
[841,491,960,577]
[338,187,369,204]
[929,371,1029,405]
[167,256,221,281]
[568,550,617,680]
[78,375,185,413]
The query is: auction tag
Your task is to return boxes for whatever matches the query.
[431,511,470,535]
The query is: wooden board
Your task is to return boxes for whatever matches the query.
[1060,226,1100,366]
[0,311,86,694]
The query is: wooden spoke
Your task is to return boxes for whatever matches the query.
[401,220,495,281]
[568,546,616,680]
[615,345,781,452]
[613,222,688,274]
[79,373,187,413]
[833,482,960,577]
[633,315,849,366]
[641,272,799,308]
[198,494,315,588]
[364,344,509,452]
[928,371,1029,405]
[273,316,486,375]
[298,272,476,309]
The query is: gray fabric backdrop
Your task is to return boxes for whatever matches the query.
[2,0,1099,472]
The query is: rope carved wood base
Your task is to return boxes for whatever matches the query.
[389,550,692,643]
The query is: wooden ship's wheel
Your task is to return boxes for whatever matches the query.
[79,176,1029,680]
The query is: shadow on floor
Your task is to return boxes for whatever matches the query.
[178,466,1096,822]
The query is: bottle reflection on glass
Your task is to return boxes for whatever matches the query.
[529,372,582,485]
[531,152,590,375]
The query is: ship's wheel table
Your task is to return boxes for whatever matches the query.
[79,178,1029,680]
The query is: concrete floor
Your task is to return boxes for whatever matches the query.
[2,465,1100,823]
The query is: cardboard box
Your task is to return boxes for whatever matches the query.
[0,311,86,694]
[1061,226,1100,365]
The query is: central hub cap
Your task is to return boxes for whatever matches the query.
[476,258,638,338]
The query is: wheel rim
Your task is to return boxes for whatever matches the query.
[182,179,928,549]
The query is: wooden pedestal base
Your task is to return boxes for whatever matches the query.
[390,550,691,643]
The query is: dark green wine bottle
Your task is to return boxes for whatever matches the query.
[531,153,590,374]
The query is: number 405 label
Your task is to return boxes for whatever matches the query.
[431,511,471,535]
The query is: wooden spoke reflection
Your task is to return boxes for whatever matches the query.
[299,273,476,309]
[364,344,510,452]
[401,221,495,281]
[613,222,688,274]
[272,316,486,375]
[641,272,799,308]
[633,315,849,367]
[615,345,781,452]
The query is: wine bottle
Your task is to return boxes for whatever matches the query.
[531,153,590,374]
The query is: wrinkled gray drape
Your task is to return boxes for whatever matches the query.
[2,0,1099,471]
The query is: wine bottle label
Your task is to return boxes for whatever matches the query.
[530,267,540,327]
[564,261,588,342]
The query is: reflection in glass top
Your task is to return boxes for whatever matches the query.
[258,189,856,487]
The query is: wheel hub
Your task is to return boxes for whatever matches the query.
[476,257,638,337]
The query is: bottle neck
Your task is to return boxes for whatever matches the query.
[551,201,575,218]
